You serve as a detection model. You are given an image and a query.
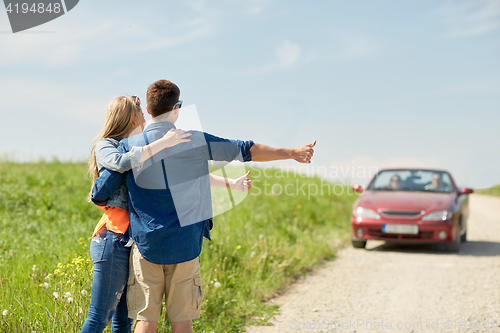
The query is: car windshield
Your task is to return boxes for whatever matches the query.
[367,170,453,193]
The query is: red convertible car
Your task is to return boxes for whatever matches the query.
[351,168,473,251]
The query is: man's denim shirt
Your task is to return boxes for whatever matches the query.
[92,122,253,265]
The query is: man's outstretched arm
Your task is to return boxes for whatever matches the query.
[250,140,316,163]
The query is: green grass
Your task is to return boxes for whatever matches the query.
[0,162,358,332]
[475,184,500,197]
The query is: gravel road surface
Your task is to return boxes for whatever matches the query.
[246,194,500,333]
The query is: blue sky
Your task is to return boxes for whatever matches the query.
[0,0,499,188]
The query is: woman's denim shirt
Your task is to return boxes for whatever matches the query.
[95,138,142,211]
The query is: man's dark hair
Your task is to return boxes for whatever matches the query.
[146,80,180,117]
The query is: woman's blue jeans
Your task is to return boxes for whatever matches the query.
[80,230,133,333]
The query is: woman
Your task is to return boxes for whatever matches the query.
[81,95,251,332]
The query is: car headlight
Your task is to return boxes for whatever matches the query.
[353,207,381,220]
[422,210,452,221]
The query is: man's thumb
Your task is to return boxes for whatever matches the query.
[309,140,317,147]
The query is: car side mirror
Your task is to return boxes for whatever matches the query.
[459,188,474,195]
[352,184,363,193]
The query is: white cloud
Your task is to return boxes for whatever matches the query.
[437,0,500,38]
[328,30,383,60]
[424,78,500,97]
[246,0,270,15]
[253,40,301,73]
[221,0,271,15]
[185,0,270,16]
[304,50,319,64]
[0,8,213,68]
[0,75,109,123]
[186,0,206,11]
[276,40,301,67]
[0,75,112,162]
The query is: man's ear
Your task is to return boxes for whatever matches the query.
[146,107,151,115]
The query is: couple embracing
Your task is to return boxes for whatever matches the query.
[81,79,316,333]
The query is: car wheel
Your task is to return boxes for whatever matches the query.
[460,230,467,242]
[352,240,366,249]
[446,226,461,252]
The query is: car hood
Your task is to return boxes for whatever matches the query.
[357,191,453,213]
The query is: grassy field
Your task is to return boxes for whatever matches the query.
[0,162,358,332]
[475,184,500,197]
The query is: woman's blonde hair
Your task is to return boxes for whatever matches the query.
[88,96,142,194]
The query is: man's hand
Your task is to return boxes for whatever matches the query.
[250,140,317,163]
[292,140,316,164]
[231,171,252,192]
[209,171,252,192]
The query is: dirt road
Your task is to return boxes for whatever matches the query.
[246,194,500,333]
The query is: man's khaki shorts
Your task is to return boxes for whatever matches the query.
[127,244,203,322]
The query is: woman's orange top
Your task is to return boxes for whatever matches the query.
[92,206,130,236]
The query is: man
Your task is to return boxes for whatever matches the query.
[94,79,315,333]
[424,172,449,192]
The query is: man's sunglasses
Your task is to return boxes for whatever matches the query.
[173,100,183,109]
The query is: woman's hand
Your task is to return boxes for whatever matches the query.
[138,129,192,163]
[231,171,252,192]
[161,129,192,148]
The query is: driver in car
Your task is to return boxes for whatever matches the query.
[388,175,402,190]
[424,172,449,191]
